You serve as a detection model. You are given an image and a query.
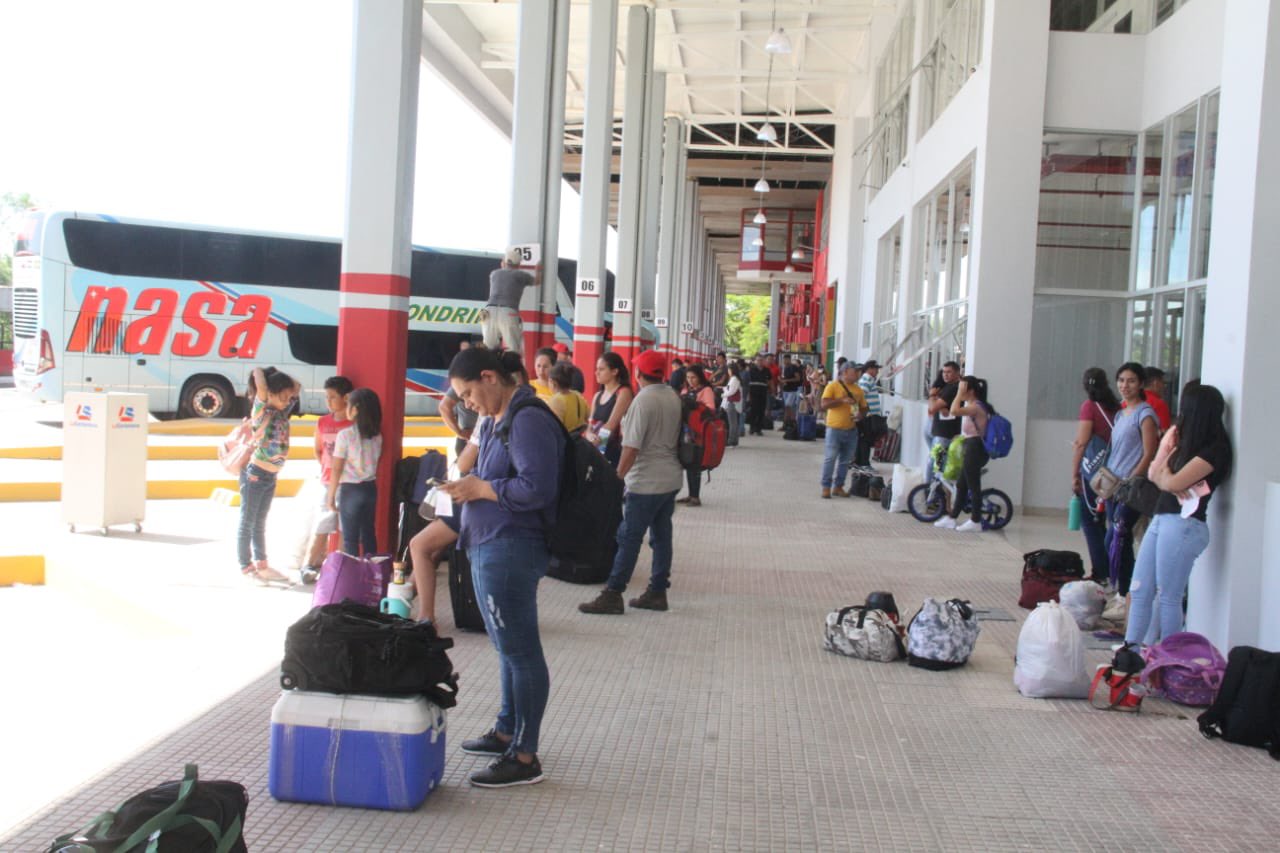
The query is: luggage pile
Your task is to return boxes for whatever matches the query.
[824,592,981,670]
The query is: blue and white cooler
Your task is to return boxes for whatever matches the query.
[269,690,446,810]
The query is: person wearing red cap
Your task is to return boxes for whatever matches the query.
[552,342,585,393]
[579,348,683,615]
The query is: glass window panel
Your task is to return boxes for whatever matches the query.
[1035,131,1137,292]
[932,189,951,306]
[763,221,788,263]
[1028,293,1128,419]
[1164,105,1197,284]
[1134,125,1163,290]
[1196,93,1219,280]
[741,224,761,262]
[1158,292,1185,407]
[951,175,972,301]
[1185,286,1207,382]
[1130,296,1152,362]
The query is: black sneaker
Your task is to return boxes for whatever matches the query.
[461,729,511,756]
[469,753,544,788]
[578,589,624,615]
[299,566,319,585]
[629,588,668,611]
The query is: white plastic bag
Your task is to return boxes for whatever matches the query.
[1013,601,1091,699]
[888,464,923,513]
[1059,580,1107,630]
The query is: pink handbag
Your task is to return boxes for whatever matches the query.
[311,551,393,609]
[218,418,265,475]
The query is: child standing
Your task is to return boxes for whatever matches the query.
[328,388,383,556]
[239,366,300,583]
[300,376,353,584]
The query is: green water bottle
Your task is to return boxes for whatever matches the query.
[1067,494,1082,531]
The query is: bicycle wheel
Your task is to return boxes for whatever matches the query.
[979,488,1014,530]
[908,483,948,522]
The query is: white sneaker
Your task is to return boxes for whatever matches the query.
[1102,594,1129,623]
[956,519,983,532]
[934,517,957,529]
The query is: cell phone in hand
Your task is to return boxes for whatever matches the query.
[425,477,449,488]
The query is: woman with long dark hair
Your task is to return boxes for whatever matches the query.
[935,375,989,532]
[439,346,562,788]
[678,365,716,507]
[1125,381,1232,645]
[328,387,383,556]
[1103,362,1159,602]
[586,351,633,466]
[1071,367,1122,583]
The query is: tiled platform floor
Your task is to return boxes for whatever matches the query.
[6,431,1278,851]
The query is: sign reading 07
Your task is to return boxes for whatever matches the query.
[66,286,273,359]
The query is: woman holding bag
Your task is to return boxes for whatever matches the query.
[1125,381,1232,645]
[1102,363,1160,603]
[1071,367,1121,584]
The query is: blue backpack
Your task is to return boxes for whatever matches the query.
[983,406,1014,459]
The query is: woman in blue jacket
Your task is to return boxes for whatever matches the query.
[439,347,563,788]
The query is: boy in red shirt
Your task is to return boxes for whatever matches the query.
[300,376,353,583]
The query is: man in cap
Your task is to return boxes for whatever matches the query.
[553,342,585,393]
[819,360,868,498]
[580,349,683,615]
[854,360,887,468]
[481,247,535,356]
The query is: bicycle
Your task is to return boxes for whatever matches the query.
[906,444,1014,530]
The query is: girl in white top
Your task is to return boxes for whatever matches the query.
[722,364,744,447]
[328,388,384,556]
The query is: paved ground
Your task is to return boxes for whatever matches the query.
[4,425,1278,852]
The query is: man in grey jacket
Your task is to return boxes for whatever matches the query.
[482,248,535,356]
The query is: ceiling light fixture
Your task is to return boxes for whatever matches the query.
[791,248,805,261]
[784,263,796,273]
[753,209,768,225]
[765,28,792,55]
[756,122,778,143]
[751,236,765,247]
[754,177,771,194]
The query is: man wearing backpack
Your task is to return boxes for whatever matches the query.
[579,349,683,615]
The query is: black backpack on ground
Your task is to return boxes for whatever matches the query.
[547,551,615,585]
[499,396,624,568]
[1023,549,1085,575]
[850,472,871,498]
[447,547,486,632]
[46,764,247,853]
[1198,645,1280,759]
[280,602,459,708]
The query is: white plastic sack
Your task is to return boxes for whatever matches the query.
[888,464,923,513]
[1013,602,1091,699]
[886,405,904,432]
[1059,580,1107,630]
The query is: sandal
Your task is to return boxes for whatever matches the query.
[685,497,701,507]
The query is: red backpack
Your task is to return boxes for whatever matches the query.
[679,397,728,471]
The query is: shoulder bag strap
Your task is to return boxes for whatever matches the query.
[1094,401,1115,432]
[114,764,201,853]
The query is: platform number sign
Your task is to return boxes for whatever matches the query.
[655,317,669,328]
[640,308,654,321]
[513,243,540,267]
[613,297,633,314]
[577,277,600,297]
[682,321,694,334]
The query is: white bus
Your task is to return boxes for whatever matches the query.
[11,212,617,417]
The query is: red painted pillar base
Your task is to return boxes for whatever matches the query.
[337,273,408,555]
[573,324,605,401]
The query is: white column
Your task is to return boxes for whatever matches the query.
[768,280,781,354]
[508,0,570,360]
[612,4,653,367]
[572,0,618,393]
[655,117,684,359]
[1193,0,1280,650]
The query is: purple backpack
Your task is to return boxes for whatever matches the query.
[1142,632,1227,707]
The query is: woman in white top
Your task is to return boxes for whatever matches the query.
[328,388,384,556]
[935,376,990,532]
[722,363,743,447]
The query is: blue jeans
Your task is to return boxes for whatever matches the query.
[820,426,857,489]
[1104,499,1140,594]
[469,536,550,755]
[1077,493,1109,581]
[724,407,739,446]
[606,490,677,593]
[1125,513,1211,645]
[237,464,277,567]
[338,480,378,556]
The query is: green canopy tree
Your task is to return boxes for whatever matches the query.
[723,294,771,357]
[1,192,38,288]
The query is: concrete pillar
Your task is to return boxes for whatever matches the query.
[964,0,1050,505]
[638,73,667,350]
[654,117,684,363]
[508,0,571,366]
[572,0,618,397]
[1193,0,1280,650]
[612,5,653,368]
[338,0,421,551]
[768,280,781,355]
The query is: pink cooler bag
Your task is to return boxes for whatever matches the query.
[311,552,393,609]
[1142,632,1228,707]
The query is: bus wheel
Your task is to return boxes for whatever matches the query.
[181,376,236,419]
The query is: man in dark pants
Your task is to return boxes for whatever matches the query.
[746,354,772,436]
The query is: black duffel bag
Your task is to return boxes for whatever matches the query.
[47,764,246,853]
[1198,645,1280,759]
[1022,549,1084,576]
[281,602,459,708]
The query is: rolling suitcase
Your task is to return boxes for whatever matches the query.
[547,548,615,585]
[447,548,486,632]
[796,413,817,440]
